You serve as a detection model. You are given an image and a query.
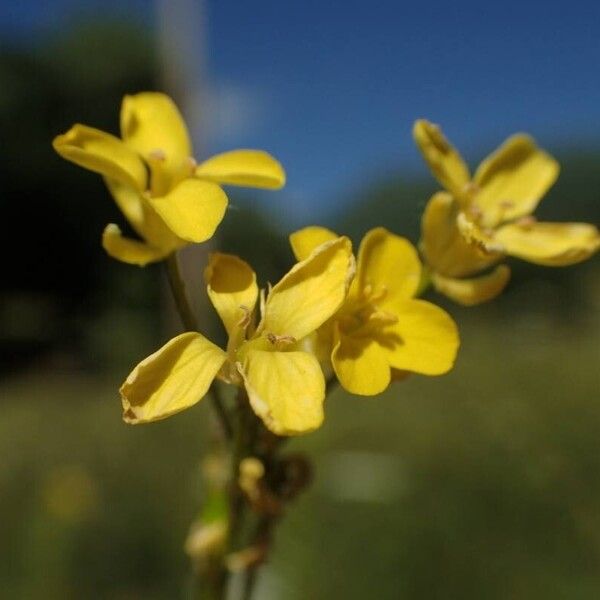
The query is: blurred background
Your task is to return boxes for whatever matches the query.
[1,0,600,598]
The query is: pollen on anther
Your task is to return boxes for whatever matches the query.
[149,149,167,162]
[266,333,296,349]
[516,215,537,229]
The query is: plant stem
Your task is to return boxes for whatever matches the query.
[165,251,232,439]
[165,251,199,331]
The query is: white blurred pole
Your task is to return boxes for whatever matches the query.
[155,0,213,333]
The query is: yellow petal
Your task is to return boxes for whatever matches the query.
[384,299,459,375]
[356,227,421,302]
[148,179,228,243]
[121,332,226,424]
[495,220,600,266]
[258,237,354,341]
[102,224,172,266]
[104,178,183,255]
[238,349,325,435]
[413,119,470,201]
[473,134,559,227]
[120,92,192,190]
[53,124,146,190]
[289,226,338,261]
[196,150,286,190]
[420,192,501,278]
[431,264,511,306]
[204,253,258,339]
[331,333,391,395]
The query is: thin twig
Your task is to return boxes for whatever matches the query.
[164,251,233,439]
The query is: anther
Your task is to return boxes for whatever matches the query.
[148,149,166,162]
[266,333,297,349]
[516,215,537,229]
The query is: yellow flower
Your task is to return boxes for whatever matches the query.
[119,237,354,435]
[413,120,600,305]
[290,226,459,395]
[53,92,286,266]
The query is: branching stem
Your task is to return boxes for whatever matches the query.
[165,251,232,439]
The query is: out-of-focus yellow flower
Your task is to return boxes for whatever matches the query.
[53,92,286,266]
[290,227,459,395]
[120,237,354,435]
[414,120,600,305]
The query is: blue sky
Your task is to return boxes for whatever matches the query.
[3,0,600,224]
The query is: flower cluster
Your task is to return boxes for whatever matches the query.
[414,120,600,305]
[54,95,600,436]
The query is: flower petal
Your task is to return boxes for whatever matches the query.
[473,134,559,227]
[495,221,600,266]
[102,224,172,266]
[104,178,183,255]
[431,265,511,306]
[147,179,228,243]
[196,150,286,190]
[53,124,146,190]
[259,237,354,341]
[356,227,422,302]
[384,299,459,375]
[331,333,391,395]
[238,349,325,435]
[289,226,338,261]
[120,92,192,190]
[421,192,501,278]
[413,119,470,202]
[121,332,227,424]
[204,253,258,339]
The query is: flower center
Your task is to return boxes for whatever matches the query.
[338,284,397,337]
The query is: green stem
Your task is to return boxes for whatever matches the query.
[165,252,199,331]
[164,252,232,439]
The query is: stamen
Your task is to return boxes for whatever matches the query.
[466,203,483,220]
[369,286,388,304]
[367,310,398,326]
[463,182,480,197]
[148,149,166,162]
[237,305,252,329]
[266,333,297,349]
[516,215,537,229]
